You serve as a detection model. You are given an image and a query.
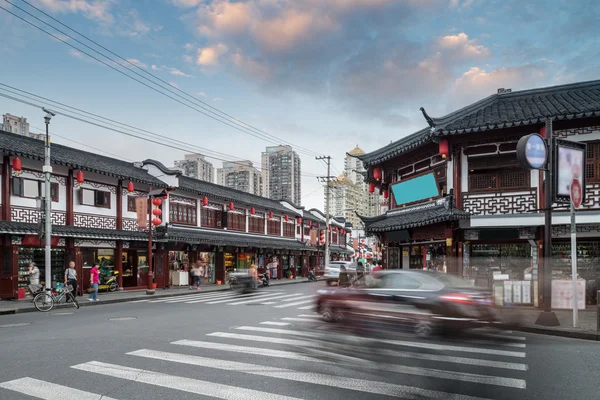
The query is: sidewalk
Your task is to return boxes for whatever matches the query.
[0,277,316,315]
[496,306,599,341]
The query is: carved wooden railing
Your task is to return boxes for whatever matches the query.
[462,190,538,216]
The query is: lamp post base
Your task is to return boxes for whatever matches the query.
[535,311,561,326]
[145,289,156,295]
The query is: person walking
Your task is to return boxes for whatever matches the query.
[64,261,78,298]
[190,262,202,290]
[88,263,100,302]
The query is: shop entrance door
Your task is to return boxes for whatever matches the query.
[154,252,166,289]
[0,247,17,299]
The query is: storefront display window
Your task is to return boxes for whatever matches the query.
[409,246,422,269]
[552,242,600,305]
[225,253,236,274]
[18,248,65,289]
[198,252,215,283]
[466,244,531,289]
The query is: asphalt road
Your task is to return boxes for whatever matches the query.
[0,282,599,400]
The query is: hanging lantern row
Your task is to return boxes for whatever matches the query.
[202,196,209,206]
[11,157,22,175]
[250,207,255,215]
[152,197,162,226]
[229,202,235,211]
[368,182,375,193]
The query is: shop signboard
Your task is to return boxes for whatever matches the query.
[570,178,583,209]
[551,280,586,310]
[554,139,586,204]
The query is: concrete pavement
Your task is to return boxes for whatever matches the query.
[1,282,599,400]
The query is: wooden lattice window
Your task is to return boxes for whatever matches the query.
[586,143,599,182]
[227,212,245,231]
[469,169,529,192]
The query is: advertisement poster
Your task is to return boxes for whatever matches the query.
[522,281,532,304]
[512,281,522,304]
[551,280,586,310]
[503,281,513,304]
[556,146,584,197]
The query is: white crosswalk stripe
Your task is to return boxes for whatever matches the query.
[274,298,315,308]
[0,377,119,400]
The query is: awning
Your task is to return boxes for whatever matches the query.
[0,221,149,241]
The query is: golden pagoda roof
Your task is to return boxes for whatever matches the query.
[347,145,365,156]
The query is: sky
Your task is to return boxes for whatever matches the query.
[1,0,599,211]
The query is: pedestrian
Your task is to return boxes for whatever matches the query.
[64,261,78,298]
[28,262,40,285]
[88,263,100,302]
[190,263,202,290]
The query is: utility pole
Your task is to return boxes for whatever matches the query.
[316,156,334,270]
[43,108,55,292]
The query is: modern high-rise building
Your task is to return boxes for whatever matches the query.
[2,113,46,140]
[261,145,301,204]
[217,160,262,196]
[326,145,384,229]
[174,154,214,183]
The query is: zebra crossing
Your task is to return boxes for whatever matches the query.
[0,311,529,399]
[133,288,318,310]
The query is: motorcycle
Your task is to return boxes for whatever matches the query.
[258,272,270,287]
[98,270,119,292]
[308,269,317,282]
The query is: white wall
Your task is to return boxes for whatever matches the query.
[72,170,118,217]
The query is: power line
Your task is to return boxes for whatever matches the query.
[0,87,320,177]
[2,0,324,158]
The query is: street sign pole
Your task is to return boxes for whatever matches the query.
[570,178,583,327]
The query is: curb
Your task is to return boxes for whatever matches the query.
[0,278,317,315]
[508,324,599,341]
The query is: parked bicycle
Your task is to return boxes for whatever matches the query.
[33,285,79,312]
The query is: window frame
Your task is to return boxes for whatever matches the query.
[249,215,265,234]
[283,221,295,238]
[585,142,599,182]
[12,177,59,202]
[267,217,281,236]
[170,202,198,226]
[79,188,111,208]
[201,207,223,229]
[227,212,246,232]
[468,168,530,193]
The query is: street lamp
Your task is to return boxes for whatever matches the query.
[42,108,55,292]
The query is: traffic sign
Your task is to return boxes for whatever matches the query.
[570,178,583,209]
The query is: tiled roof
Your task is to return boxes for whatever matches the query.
[158,226,315,251]
[359,197,469,233]
[177,176,299,216]
[356,128,432,167]
[0,130,165,186]
[358,79,600,167]
[428,79,600,135]
[0,221,148,240]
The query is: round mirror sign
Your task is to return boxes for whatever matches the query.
[516,133,547,170]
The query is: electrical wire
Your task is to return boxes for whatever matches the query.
[2,0,324,158]
[0,88,321,177]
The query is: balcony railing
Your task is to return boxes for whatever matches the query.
[462,189,538,216]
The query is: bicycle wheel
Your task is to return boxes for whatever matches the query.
[33,293,54,312]
[68,293,80,309]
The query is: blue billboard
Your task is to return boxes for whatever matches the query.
[390,173,439,206]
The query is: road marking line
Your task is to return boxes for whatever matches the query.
[297,305,314,310]
[207,332,528,371]
[482,333,526,341]
[297,314,320,318]
[281,317,319,322]
[281,294,315,302]
[0,377,119,400]
[206,291,284,304]
[185,293,243,304]
[129,300,150,303]
[227,293,305,305]
[274,299,315,308]
[71,361,300,400]
[149,292,227,303]
[130,349,492,399]
[261,301,277,304]
[260,321,291,326]
[234,326,526,358]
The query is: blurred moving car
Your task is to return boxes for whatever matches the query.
[315,270,497,336]
[324,261,357,286]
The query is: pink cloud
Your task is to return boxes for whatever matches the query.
[37,0,114,23]
[437,33,490,58]
[196,44,228,66]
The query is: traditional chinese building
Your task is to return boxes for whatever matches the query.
[0,130,352,300]
[355,80,600,307]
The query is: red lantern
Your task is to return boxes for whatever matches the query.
[163,190,168,200]
[308,221,312,227]
[368,182,375,193]
[250,207,255,215]
[202,196,209,206]
[127,181,134,193]
[152,218,162,226]
[297,217,302,224]
[373,167,382,181]
[11,157,22,173]
[152,198,162,206]
[540,126,546,139]
[229,202,234,211]
[349,231,352,237]
[76,171,84,185]
[439,138,449,159]
[383,190,389,199]
[284,215,289,222]
[152,208,162,216]
[269,211,273,219]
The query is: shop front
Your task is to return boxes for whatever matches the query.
[16,235,66,298]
